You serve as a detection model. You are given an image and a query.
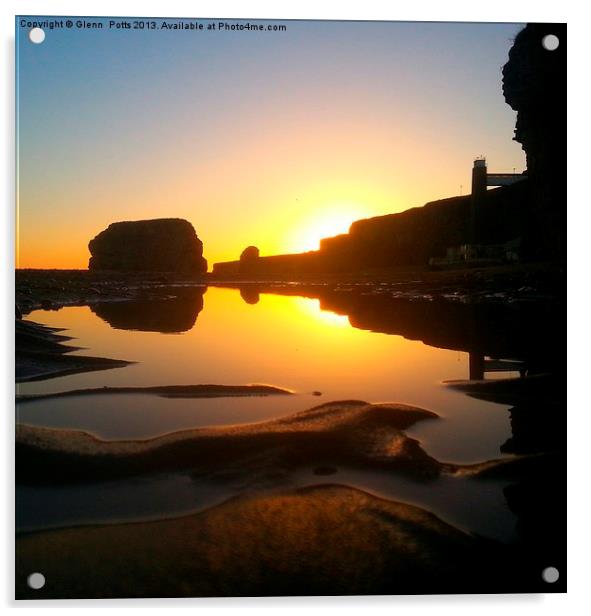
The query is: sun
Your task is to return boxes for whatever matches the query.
[288,202,371,253]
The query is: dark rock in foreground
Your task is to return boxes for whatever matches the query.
[88,218,207,275]
[16,319,132,382]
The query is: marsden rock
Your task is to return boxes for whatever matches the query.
[88,219,207,275]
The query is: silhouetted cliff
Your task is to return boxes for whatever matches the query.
[502,23,566,258]
[89,219,207,275]
[213,23,564,280]
[224,282,562,372]
[213,181,531,278]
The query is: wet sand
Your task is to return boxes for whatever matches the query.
[17,383,292,402]
[16,401,442,484]
[15,396,565,598]
[16,484,541,599]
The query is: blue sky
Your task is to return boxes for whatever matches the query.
[16,17,525,267]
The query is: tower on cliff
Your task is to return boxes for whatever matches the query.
[470,158,487,245]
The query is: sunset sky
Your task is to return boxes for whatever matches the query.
[17,18,525,269]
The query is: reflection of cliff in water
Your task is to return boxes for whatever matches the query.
[234,285,562,375]
[318,292,561,373]
[91,287,206,333]
[455,369,565,579]
[309,283,564,576]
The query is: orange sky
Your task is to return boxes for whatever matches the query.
[17,19,525,270]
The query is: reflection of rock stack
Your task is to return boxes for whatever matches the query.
[239,288,260,305]
[91,287,206,333]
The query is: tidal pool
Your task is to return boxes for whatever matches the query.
[17,286,521,537]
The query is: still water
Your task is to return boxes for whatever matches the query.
[17,286,519,540]
[17,286,513,463]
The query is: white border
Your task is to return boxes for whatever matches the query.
[2,1,587,614]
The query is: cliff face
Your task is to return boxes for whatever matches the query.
[502,23,566,258]
[326,181,530,270]
[213,23,565,279]
[212,182,531,278]
[89,218,207,275]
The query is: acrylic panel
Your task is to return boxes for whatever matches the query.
[15,16,566,599]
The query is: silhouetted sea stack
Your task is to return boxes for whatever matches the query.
[88,218,207,275]
[239,245,260,274]
[240,246,260,262]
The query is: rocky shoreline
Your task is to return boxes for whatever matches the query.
[16,269,208,316]
[16,262,563,316]
[16,319,133,383]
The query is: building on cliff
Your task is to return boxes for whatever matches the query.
[429,158,527,268]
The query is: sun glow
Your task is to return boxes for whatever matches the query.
[312,307,350,327]
[287,203,371,254]
[290,297,351,328]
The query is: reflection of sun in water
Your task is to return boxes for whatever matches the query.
[313,308,350,327]
[294,297,350,328]
[289,202,371,253]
